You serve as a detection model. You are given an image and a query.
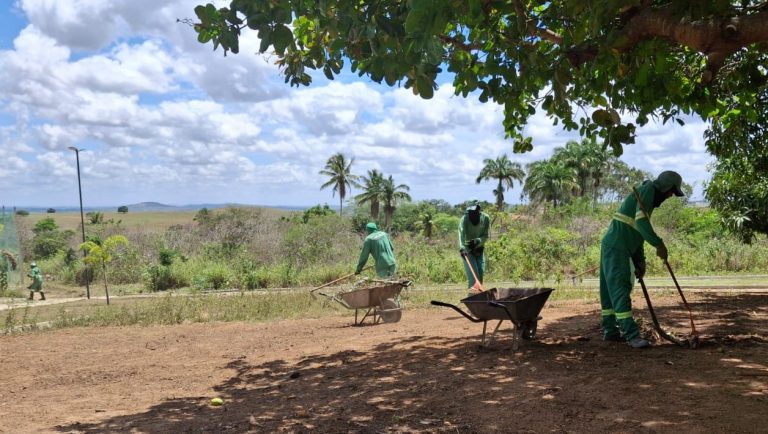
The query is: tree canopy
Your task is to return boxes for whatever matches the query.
[193,0,768,155]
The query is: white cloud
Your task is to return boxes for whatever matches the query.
[0,1,716,207]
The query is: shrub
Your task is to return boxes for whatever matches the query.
[192,263,233,290]
[143,265,181,292]
[243,268,270,290]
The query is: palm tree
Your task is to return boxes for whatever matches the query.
[552,138,610,202]
[416,210,435,238]
[80,235,129,305]
[475,155,525,210]
[354,169,384,220]
[319,153,360,216]
[523,160,580,207]
[381,175,412,229]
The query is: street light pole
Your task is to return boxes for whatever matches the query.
[68,146,91,299]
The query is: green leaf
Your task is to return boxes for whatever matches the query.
[272,25,293,55]
[416,75,434,99]
[404,10,423,34]
[258,27,272,53]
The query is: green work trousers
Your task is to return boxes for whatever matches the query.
[599,245,640,341]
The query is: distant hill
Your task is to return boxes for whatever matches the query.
[125,202,179,211]
[15,203,309,213]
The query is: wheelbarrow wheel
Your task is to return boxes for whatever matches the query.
[378,298,402,323]
[520,320,538,340]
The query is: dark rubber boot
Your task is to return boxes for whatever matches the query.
[28,292,34,301]
[40,293,46,301]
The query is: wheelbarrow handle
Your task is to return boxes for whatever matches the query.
[430,300,484,323]
[309,266,371,294]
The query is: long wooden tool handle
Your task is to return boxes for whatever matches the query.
[664,260,699,335]
[309,266,370,294]
[462,252,485,292]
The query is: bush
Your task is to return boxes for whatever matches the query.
[243,268,270,290]
[192,263,233,290]
[16,210,29,216]
[143,265,183,292]
[47,208,56,213]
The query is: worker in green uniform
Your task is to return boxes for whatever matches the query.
[27,262,45,301]
[600,171,684,348]
[355,222,397,279]
[458,200,490,290]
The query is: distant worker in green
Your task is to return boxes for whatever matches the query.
[600,171,684,348]
[355,222,397,278]
[27,262,45,301]
[458,199,490,291]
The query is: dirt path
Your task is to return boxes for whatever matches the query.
[1,293,766,433]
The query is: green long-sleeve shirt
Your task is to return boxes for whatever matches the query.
[458,212,490,251]
[356,231,396,277]
[603,180,664,263]
[28,266,43,283]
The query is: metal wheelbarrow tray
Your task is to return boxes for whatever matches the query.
[320,279,411,325]
[432,287,554,349]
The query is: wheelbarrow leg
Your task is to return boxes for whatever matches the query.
[511,322,520,351]
[357,308,374,325]
[480,320,504,347]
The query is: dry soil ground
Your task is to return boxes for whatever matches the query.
[1,292,767,433]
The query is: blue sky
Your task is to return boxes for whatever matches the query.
[0,1,713,208]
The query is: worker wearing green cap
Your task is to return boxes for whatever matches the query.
[458,199,490,289]
[600,171,684,348]
[355,222,397,278]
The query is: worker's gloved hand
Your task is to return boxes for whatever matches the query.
[459,248,468,256]
[656,243,668,261]
[467,239,478,249]
[634,260,646,279]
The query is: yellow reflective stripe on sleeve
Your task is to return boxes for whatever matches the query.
[601,309,615,316]
[615,311,633,320]
[612,213,637,230]
[635,210,648,220]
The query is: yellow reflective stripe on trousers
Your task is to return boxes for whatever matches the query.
[612,212,637,230]
[601,309,615,316]
[615,311,633,320]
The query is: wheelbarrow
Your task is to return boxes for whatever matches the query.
[432,287,554,349]
[313,276,411,325]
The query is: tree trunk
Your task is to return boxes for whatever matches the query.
[339,196,343,217]
[102,263,110,305]
[371,200,379,221]
[496,179,504,210]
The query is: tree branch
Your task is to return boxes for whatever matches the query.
[568,5,768,80]
[512,0,563,45]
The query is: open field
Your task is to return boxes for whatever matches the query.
[17,207,294,232]
[0,291,766,433]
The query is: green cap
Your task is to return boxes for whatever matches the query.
[466,199,480,211]
[365,222,378,232]
[653,171,684,197]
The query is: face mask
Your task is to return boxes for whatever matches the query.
[468,210,480,225]
[652,188,672,208]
